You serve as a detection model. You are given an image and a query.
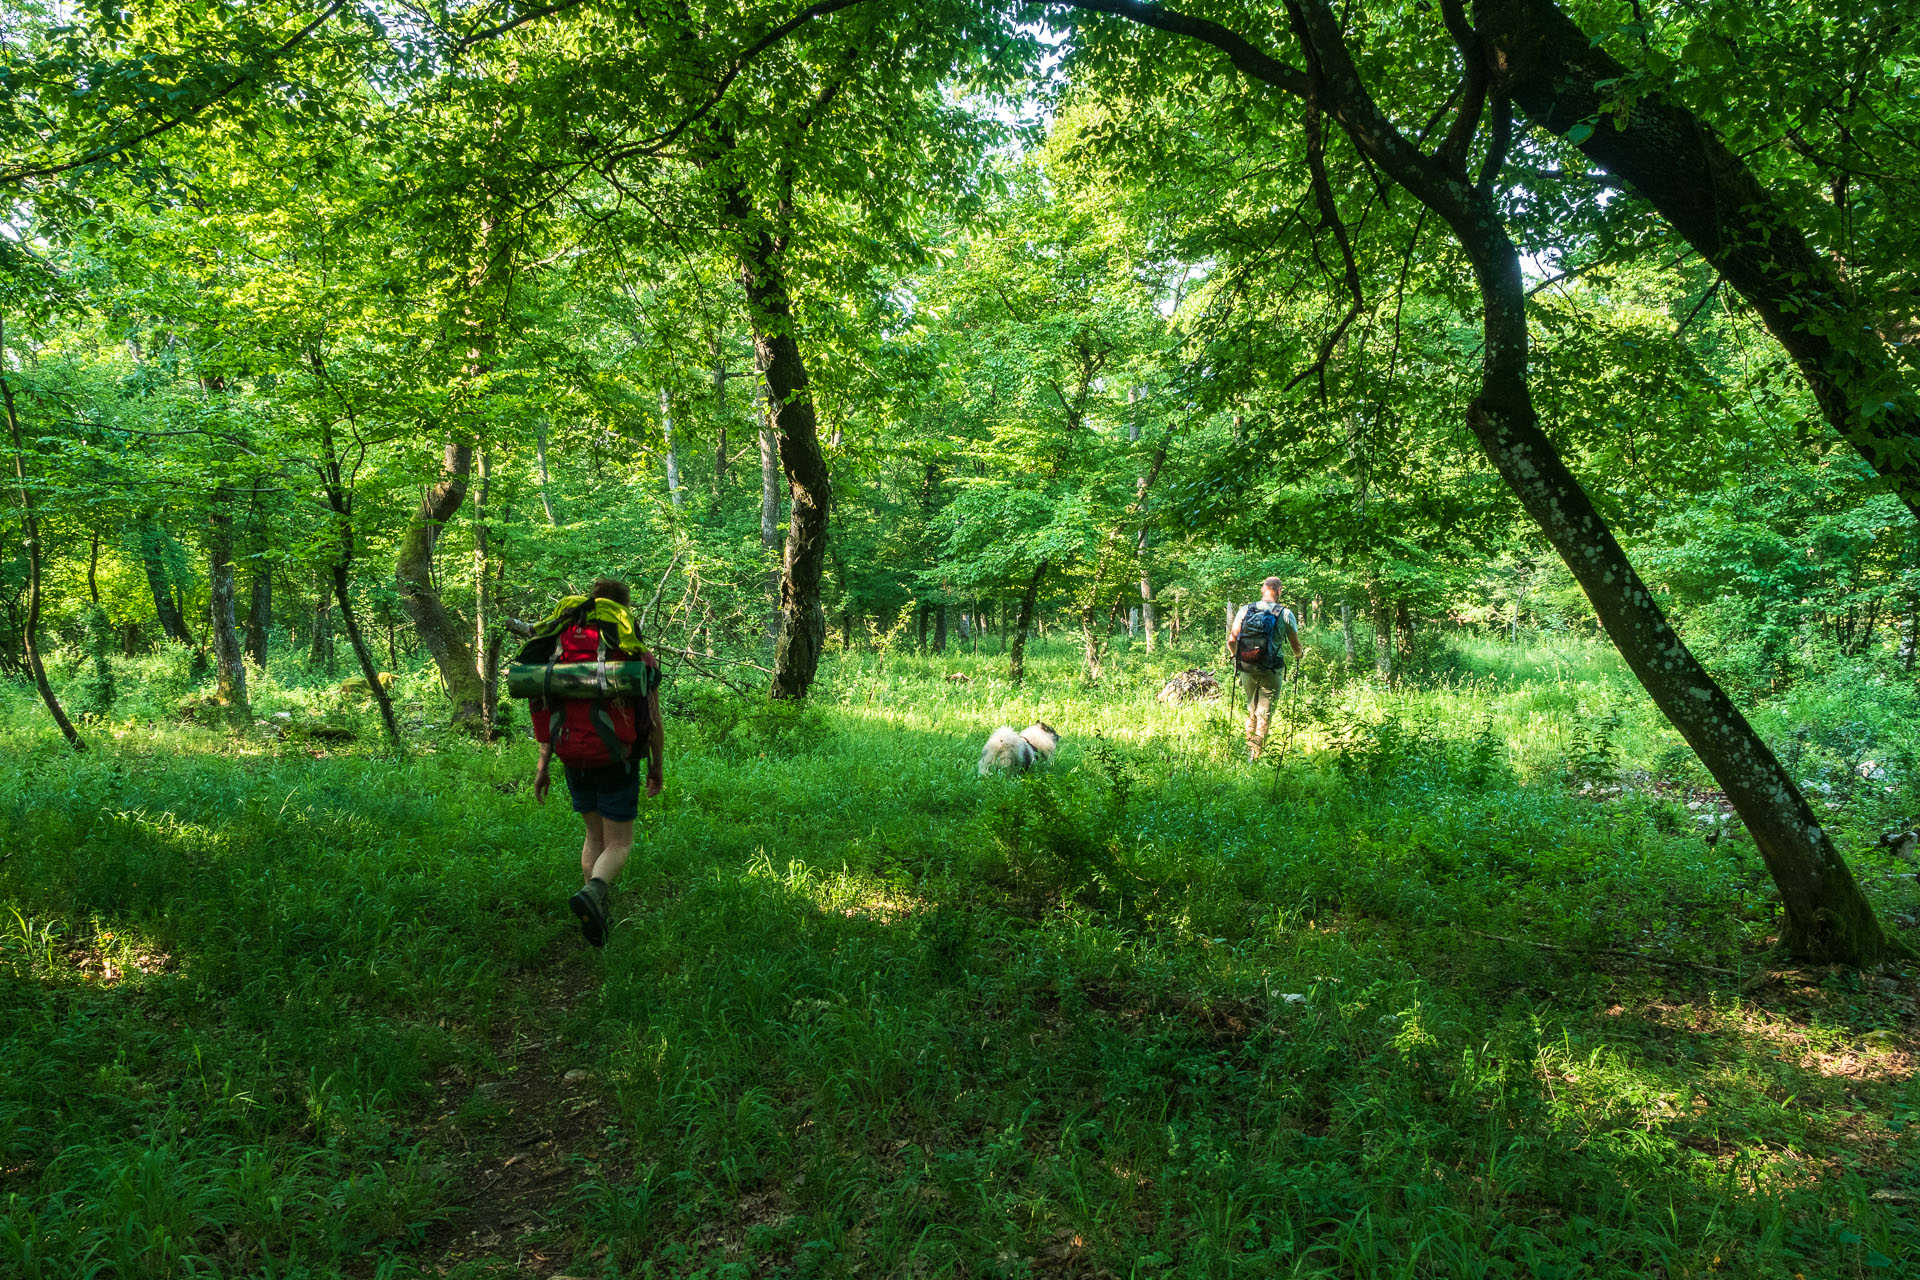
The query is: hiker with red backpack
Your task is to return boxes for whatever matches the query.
[1228,576,1304,762]
[508,578,664,946]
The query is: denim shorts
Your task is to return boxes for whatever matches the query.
[563,759,640,822]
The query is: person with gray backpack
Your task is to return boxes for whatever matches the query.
[1228,576,1304,761]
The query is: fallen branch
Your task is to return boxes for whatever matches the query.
[1466,928,1737,975]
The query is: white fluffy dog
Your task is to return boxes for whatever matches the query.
[978,722,1060,776]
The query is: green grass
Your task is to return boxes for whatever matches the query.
[3,631,1919,1277]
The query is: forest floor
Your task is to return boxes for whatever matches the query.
[3,631,1920,1278]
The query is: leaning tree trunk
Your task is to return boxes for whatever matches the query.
[757,388,784,645]
[394,442,486,731]
[1274,0,1905,964]
[1,338,84,751]
[734,208,831,700]
[206,484,250,725]
[1009,561,1047,684]
[333,562,402,747]
[1478,0,1920,524]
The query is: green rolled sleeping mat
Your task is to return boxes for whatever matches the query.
[506,660,659,700]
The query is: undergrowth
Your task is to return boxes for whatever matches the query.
[1,630,1917,1277]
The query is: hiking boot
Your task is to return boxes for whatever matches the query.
[569,877,612,947]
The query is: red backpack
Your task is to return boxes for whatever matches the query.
[534,621,652,766]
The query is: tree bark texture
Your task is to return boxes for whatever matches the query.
[207,484,250,724]
[395,442,487,730]
[1,353,84,751]
[734,204,831,700]
[1010,561,1047,684]
[1477,0,1920,522]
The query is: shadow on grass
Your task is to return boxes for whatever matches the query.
[0,674,1914,1278]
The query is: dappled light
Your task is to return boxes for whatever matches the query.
[5,0,1920,1272]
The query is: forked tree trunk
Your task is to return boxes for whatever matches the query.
[1277,0,1904,963]
[1,339,84,751]
[733,202,831,700]
[1010,562,1047,684]
[1478,0,1920,524]
[207,484,250,725]
[394,442,486,730]
[317,415,402,748]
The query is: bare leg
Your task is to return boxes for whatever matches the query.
[580,812,606,882]
[588,818,634,884]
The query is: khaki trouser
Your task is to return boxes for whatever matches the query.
[1238,667,1281,756]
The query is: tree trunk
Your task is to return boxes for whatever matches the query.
[733,198,831,701]
[758,397,781,549]
[1010,562,1047,684]
[207,485,250,725]
[395,442,486,731]
[661,388,685,511]
[1276,0,1903,963]
[1370,597,1393,681]
[316,413,402,747]
[140,522,194,645]
[1,341,84,751]
[474,450,499,737]
[1478,0,1920,523]
[1341,601,1356,662]
[334,562,402,746]
[1139,553,1157,654]
[933,602,948,655]
[246,566,271,670]
[1395,599,1414,658]
[533,415,559,525]
[86,530,100,604]
[308,570,335,670]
